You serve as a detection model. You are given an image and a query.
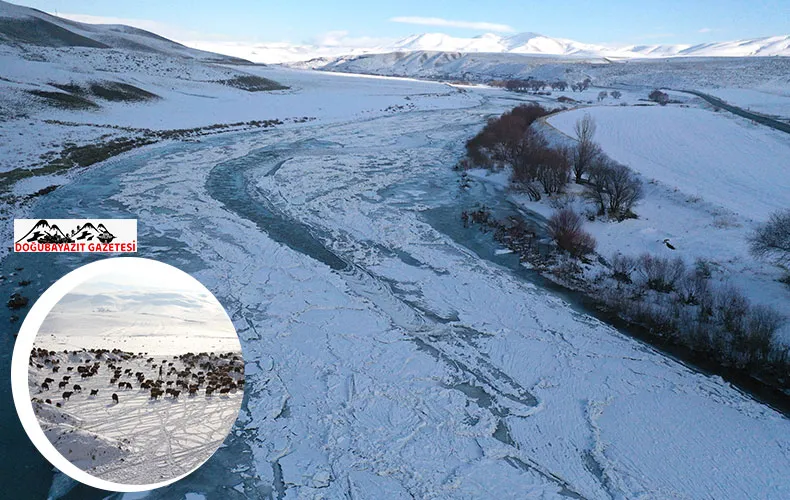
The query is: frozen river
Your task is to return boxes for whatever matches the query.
[2,73,790,499]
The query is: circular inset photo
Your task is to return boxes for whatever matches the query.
[11,257,244,492]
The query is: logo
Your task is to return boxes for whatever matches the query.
[14,219,137,253]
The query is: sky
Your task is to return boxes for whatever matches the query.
[36,264,240,354]
[10,0,790,48]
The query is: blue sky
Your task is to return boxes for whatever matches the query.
[12,0,790,45]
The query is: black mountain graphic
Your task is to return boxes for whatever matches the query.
[69,222,115,243]
[16,220,115,244]
[16,219,72,243]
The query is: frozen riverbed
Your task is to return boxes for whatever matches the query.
[4,69,790,499]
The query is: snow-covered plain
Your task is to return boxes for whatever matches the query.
[29,349,243,485]
[700,87,790,121]
[546,105,790,339]
[3,66,788,499]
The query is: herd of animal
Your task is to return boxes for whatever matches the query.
[30,347,244,408]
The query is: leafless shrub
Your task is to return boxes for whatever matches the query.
[714,285,750,339]
[611,254,636,283]
[677,268,710,305]
[547,208,596,257]
[742,305,784,368]
[636,254,685,293]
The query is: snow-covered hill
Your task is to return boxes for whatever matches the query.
[0,0,290,132]
[0,0,248,63]
[312,50,790,92]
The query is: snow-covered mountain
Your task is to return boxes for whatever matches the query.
[250,32,790,64]
[381,32,790,59]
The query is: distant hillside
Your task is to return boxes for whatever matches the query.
[0,0,250,63]
[310,50,790,92]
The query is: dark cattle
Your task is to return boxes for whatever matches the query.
[41,382,49,390]
[188,387,198,395]
[166,381,174,386]
[61,376,70,381]
[219,387,230,394]
[58,381,67,389]
[170,390,180,399]
[62,391,73,400]
[111,393,119,404]
[56,402,61,407]
[66,367,73,371]
[73,385,82,392]
[118,382,125,389]
[45,399,51,404]
[44,377,54,384]
[125,382,133,389]
[52,366,59,373]
[90,389,99,396]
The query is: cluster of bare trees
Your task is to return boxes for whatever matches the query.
[464,103,550,168]
[570,114,643,219]
[464,104,573,200]
[493,79,569,93]
[490,77,595,94]
[570,78,592,92]
[508,129,572,199]
[601,253,787,376]
[464,107,643,219]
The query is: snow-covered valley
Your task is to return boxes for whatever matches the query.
[2,3,790,498]
[2,64,790,499]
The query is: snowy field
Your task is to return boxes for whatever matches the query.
[546,105,790,339]
[29,348,243,485]
[700,87,790,121]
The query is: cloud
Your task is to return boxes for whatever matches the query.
[698,28,713,33]
[390,16,514,33]
[310,30,395,48]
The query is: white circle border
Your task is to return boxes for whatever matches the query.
[11,256,241,493]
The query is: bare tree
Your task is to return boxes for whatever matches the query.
[610,90,622,99]
[535,146,571,195]
[597,91,608,102]
[572,114,600,183]
[749,209,790,264]
[584,158,643,218]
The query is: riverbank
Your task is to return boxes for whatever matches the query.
[460,201,790,415]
